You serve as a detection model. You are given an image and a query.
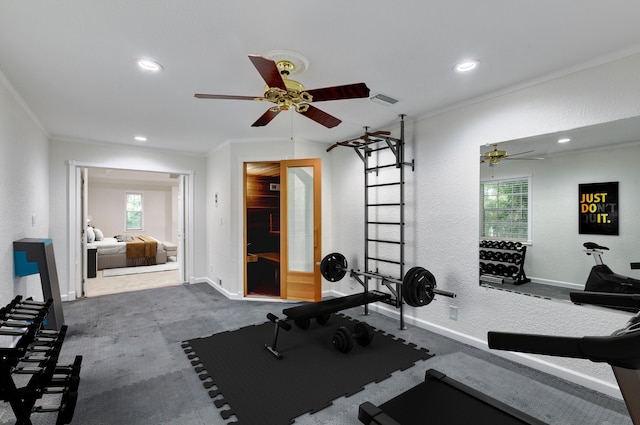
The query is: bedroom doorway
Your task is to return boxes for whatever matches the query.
[73,165,191,298]
[244,159,322,301]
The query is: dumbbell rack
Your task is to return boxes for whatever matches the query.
[479,240,530,285]
[329,115,414,329]
[0,296,82,425]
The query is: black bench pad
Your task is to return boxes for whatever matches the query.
[283,290,391,321]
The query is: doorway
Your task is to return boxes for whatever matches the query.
[244,159,322,301]
[245,162,281,297]
[68,162,193,301]
[81,168,185,297]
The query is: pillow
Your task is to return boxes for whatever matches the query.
[87,227,95,243]
[94,228,104,241]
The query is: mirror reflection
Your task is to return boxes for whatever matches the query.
[479,116,640,301]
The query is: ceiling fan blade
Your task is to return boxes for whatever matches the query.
[248,55,287,91]
[251,108,281,127]
[306,82,370,102]
[298,104,342,128]
[194,93,264,101]
[508,150,535,157]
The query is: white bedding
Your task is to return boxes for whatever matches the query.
[87,236,165,255]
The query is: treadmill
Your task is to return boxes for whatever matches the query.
[358,292,640,425]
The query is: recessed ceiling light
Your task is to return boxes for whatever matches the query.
[134,136,147,142]
[137,59,163,72]
[455,60,479,72]
[558,138,571,144]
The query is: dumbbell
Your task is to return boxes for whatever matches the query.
[332,321,375,353]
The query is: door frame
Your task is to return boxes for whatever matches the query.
[242,158,322,301]
[67,160,194,300]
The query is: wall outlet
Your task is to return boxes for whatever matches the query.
[449,305,458,321]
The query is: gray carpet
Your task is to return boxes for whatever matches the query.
[0,283,632,424]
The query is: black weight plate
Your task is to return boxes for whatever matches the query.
[402,266,423,307]
[320,253,348,282]
[332,326,353,353]
[404,266,437,307]
[354,322,374,347]
[57,391,78,425]
[416,268,437,306]
[294,318,310,330]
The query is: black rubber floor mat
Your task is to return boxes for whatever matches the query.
[182,313,432,424]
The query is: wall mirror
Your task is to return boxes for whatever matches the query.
[479,116,640,302]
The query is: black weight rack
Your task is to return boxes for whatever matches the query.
[328,115,414,329]
[479,240,530,285]
[0,296,82,425]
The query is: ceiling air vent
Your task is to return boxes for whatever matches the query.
[370,92,399,106]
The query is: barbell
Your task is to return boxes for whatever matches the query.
[320,252,456,307]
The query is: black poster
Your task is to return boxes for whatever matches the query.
[579,182,619,235]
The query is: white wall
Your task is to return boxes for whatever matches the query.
[0,74,51,303]
[88,179,177,243]
[49,140,207,298]
[332,53,640,396]
[481,142,640,287]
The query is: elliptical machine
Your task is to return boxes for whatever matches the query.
[583,242,640,294]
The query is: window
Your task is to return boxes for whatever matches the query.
[480,177,530,241]
[125,192,143,231]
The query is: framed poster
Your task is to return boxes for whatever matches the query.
[579,182,619,235]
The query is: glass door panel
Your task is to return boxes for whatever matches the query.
[281,159,321,301]
[287,166,314,272]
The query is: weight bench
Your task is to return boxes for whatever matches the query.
[265,290,391,359]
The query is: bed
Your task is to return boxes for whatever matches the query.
[87,236,169,270]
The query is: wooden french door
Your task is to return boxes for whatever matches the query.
[280,159,322,301]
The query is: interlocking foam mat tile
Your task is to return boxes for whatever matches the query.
[182,313,432,424]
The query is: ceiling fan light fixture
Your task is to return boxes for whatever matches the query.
[455,59,479,72]
[137,59,163,72]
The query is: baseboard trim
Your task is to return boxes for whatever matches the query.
[529,276,584,290]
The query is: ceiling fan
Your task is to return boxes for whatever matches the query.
[480,143,543,166]
[194,54,370,128]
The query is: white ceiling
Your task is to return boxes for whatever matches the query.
[1,1,640,155]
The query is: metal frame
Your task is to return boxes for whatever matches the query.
[331,115,414,329]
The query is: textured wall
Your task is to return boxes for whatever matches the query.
[331,53,640,395]
[0,74,50,303]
